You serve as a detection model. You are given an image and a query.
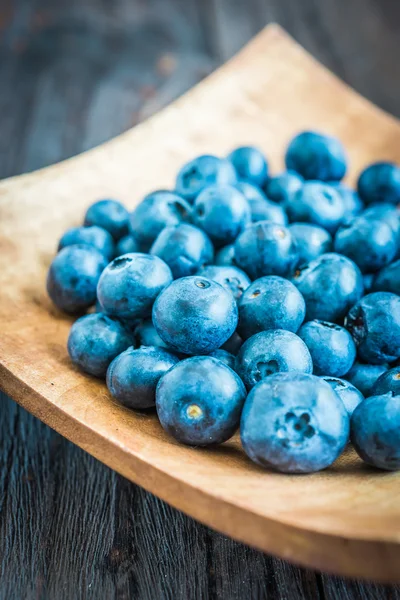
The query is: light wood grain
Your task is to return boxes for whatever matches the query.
[1,24,400,583]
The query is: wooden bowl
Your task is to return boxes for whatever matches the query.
[1,25,400,583]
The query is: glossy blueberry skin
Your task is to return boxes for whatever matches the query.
[153,276,238,355]
[241,373,349,473]
[286,182,345,234]
[363,204,400,259]
[351,393,400,470]
[334,216,397,273]
[129,191,191,247]
[156,356,247,446]
[134,319,171,350]
[362,202,400,235]
[292,253,364,323]
[47,245,107,314]
[330,183,364,218]
[265,171,303,204]
[235,181,287,224]
[215,244,236,266]
[58,225,115,261]
[84,199,129,240]
[285,131,347,182]
[238,276,305,339]
[150,223,213,279]
[357,162,400,206]
[235,330,313,390]
[67,313,134,378]
[228,146,268,187]
[298,320,356,377]
[97,253,173,320]
[249,198,288,225]
[115,234,140,256]
[221,331,243,355]
[197,265,251,303]
[235,181,268,203]
[373,259,400,295]
[208,349,236,370]
[234,221,298,280]
[106,346,179,409]
[371,367,400,397]
[345,362,388,397]
[193,185,251,245]
[345,292,400,364]
[175,155,237,203]
[288,223,332,266]
[321,377,364,417]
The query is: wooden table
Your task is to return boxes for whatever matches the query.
[1,1,400,598]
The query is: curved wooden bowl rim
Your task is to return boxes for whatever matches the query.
[1,24,400,582]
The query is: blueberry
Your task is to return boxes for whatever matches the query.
[220,331,243,355]
[288,223,332,266]
[265,171,303,204]
[345,362,388,397]
[345,292,400,364]
[235,181,269,203]
[153,276,238,355]
[286,182,345,234]
[292,253,363,323]
[238,276,305,339]
[240,372,349,473]
[357,162,400,206]
[197,265,251,303]
[115,234,140,256]
[67,313,134,378]
[298,320,356,377]
[47,245,107,314]
[247,200,287,226]
[156,356,246,446]
[134,319,171,350]
[58,225,115,261]
[215,244,236,266]
[321,377,364,417]
[97,253,173,320]
[251,199,287,226]
[84,199,129,240]
[361,203,400,245]
[115,317,142,335]
[175,155,237,203]
[228,146,268,187]
[351,393,400,470]
[193,185,251,245]
[150,223,213,279]
[235,181,287,224]
[234,222,298,279]
[373,259,400,295]
[363,273,375,294]
[107,346,179,409]
[371,367,400,397]
[285,131,347,181]
[334,216,397,273]
[235,330,313,390]
[330,183,364,218]
[208,349,236,370]
[129,191,191,247]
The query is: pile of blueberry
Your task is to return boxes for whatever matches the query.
[47,131,400,474]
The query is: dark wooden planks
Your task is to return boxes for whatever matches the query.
[200,0,400,118]
[1,0,400,598]
[0,392,325,600]
[0,0,215,178]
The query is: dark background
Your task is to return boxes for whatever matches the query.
[1,1,400,598]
